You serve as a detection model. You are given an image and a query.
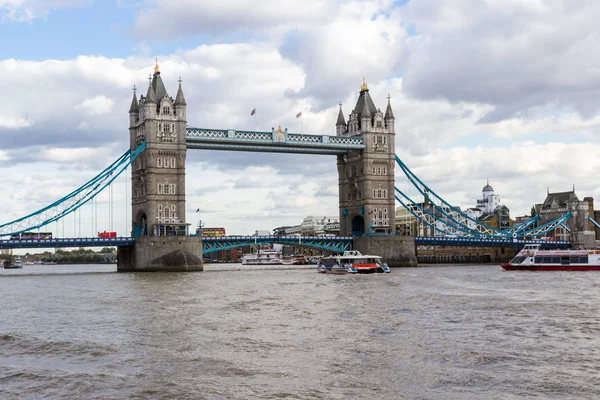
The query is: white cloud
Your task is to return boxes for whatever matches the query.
[0,115,31,128]
[399,0,600,121]
[0,0,92,22]
[76,96,115,116]
[133,0,336,39]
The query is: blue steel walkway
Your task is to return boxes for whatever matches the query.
[415,236,571,248]
[186,128,365,155]
[0,235,571,251]
[0,237,135,249]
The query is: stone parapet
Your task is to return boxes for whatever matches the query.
[353,235,417,267]
[117,236,203,272]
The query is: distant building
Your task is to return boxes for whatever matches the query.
[273,225,302,236]
[538,188,595,248]
[300,216,338,236]
[323,222,340,235]
[473,181,511,230]
[477,181,500,215]
[395,205,416,235]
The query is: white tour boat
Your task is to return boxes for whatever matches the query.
[502,244,600,271]
[316,250,390,274]
[241,248,283,265]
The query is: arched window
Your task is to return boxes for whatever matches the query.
[157,158,162,168]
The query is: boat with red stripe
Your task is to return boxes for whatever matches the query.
[501,244,600,271]
[317,250,390,274]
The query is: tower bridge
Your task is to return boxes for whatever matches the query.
[0,62,591,271]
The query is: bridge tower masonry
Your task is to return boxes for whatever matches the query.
[337,80,416,267]
[118,61,203,271]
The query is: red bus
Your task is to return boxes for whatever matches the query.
[98,231,117,238]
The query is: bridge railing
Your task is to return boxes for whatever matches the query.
[186,128,364,149]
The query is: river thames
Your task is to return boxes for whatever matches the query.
[1,263,599,399]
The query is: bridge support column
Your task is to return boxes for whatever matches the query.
[117,236,204,272]
[353,235,417,267]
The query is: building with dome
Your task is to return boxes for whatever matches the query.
[465,181,510,230]
[476,181,500,215]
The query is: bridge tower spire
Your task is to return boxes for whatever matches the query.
[336,79,396,236]
[129,63,188,237]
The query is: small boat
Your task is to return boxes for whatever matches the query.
[241,248,283,265]
[282,255,308,265]
[3,256,23,269]
[502,244,600,271]
[317,250,390,274]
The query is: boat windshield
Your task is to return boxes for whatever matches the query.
[510,255,527,264]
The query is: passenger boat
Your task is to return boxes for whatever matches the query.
[501,244,600,271]
[282,255,308,265]
[317,250,390,274]
[3,256,23,269]
[241,248,283,265]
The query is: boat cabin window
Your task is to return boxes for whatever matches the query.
[570,255,588,264]
[510,256,527,264]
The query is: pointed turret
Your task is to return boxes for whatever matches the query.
[385,95,395,120]
[361,92,371,118]
[151,58,168,101]
[175,78,187,106]
[352,78,377,121]
[129,85,139,113]
[336,103,345,126]
[145,75,156,104]
[336,103,346,135]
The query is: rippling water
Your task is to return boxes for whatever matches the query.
[1,263,599,399]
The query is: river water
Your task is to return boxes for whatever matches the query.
[1,263,599,399]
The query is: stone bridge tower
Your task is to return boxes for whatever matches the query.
[128,60,188,237]
[336,79,397,236]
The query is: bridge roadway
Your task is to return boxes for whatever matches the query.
[0,235,570,252]
[415,236,571,248]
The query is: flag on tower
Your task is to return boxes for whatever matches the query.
[296,111,302,119]
[250,108,256,116]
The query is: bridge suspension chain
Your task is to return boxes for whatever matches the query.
[394,154,505,238]
[395,189,478,237]
[394,154,574,240]
[0,142,146,237]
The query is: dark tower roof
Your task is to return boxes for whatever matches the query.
[175,78,187,106]
[385,95,395,119]
[352,78,377,120]
[152,72,168,101]
[336,103,346,126]
[542,190,579,210]
[360,92,372,118]
[145,77,156,104]
[129,86,139,113]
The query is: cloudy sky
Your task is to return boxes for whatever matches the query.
[1,0,599,237]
